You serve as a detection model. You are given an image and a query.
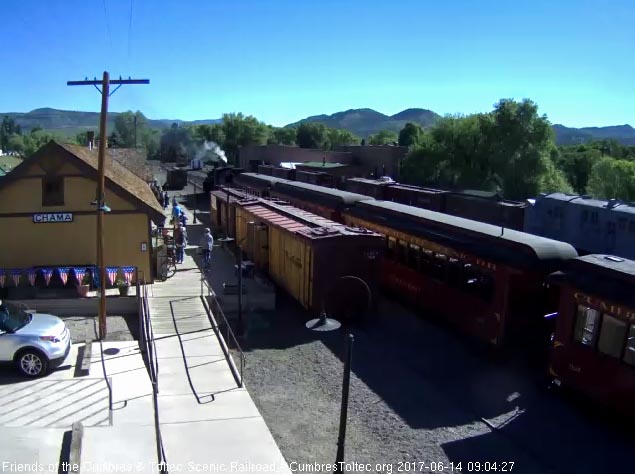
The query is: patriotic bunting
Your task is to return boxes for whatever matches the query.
[122,266,135,285]
[10,269,22,287]
[42,268,54,286]
[58,267,70,286]
[27,269,37,286]
[106,267,119,286]
[0,270,5,288]
[73,267,87,286]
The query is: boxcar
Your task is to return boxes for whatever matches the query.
[271,180,373,222]
[548,254,635,417]
[386,184,447,211]
[445,191,526,231]
[210,188,255,238]
[342,200,578,346]
[271,167,296,181]
[258,165,275,176]
[296,170,334,188]
[165,168,188,190]
[233,173,291,197]
[233,199,383,318]
[345,178,392,200]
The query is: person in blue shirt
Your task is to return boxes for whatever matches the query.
[171,203,182,225]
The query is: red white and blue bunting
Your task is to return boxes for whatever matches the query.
[58,267,70,286]
[27,269,37,286]
[42,268,54,286]
[106,267,119,286]
[10,269,21,287]
[0,266,136,288]
[122,266,135,285]
[72,267,87,286]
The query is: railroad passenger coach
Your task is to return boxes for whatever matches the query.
[270,180,372,222]
[341,200,578,346]
[232,173,290,197]
[549,255,635,417]
[233,199,383,318]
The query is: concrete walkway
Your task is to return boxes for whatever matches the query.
[147,199,292,472]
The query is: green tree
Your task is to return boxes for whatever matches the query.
[1,116,22,152]
[193,123,226,145]
[159,123,193,163]
[327,128,359,149]
[220,113,269,164]
[587,157,635,200]
[554,146,601,194]
[296,122,329,149]
[368,130,398,145]
[113,111,147,148]
[270,127,297,146]
[539,155,574,194]
[398,122,423,147]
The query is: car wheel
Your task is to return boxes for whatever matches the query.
[16,350,49,378]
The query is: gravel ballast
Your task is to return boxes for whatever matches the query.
[242,295,635,474]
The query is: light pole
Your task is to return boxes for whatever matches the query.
[334,334,354,473]
[193,181,198,224]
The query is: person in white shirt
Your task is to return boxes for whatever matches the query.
[200,228,214,269]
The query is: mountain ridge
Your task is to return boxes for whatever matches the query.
[2,107,634,146]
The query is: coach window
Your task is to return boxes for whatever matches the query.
[629,221,635,233]
[408,244,421,271]
[396,240,408,265]
[386,237,396,259]
[597,314,628,358]
[447,258,463,286]
[591,212,599,225]
[42,176,64,206]
[623,324,635,366]
[574,305,600,346]
[432,253,447,280]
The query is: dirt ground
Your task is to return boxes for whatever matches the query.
[61,314,139,342]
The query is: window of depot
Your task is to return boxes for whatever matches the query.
[597,314,628,359]
[42,176,64,206]
[574,305,600,347]
[623,325,635,366]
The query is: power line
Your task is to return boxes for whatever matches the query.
[127,0,135,60]
[102,0,113,50]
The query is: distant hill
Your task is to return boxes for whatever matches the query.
[0,108,221,137]
[286,108,441,137]
[3,107,634,146]
[289,108,635,145]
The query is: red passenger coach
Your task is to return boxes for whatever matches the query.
[548,255,635,417]
[342,200,578,346]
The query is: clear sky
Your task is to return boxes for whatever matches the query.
[1,0,634,127]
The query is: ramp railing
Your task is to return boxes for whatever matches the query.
[137,271,168,470]
[200,276,245,388]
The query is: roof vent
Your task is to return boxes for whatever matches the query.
[344,226,372,234]
[606,198,622,209]
[604,255,624,263]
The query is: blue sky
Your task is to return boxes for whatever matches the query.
[1,0,634,127]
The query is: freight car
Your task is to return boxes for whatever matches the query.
[210,188,254,238]
[165,167,188,190]
[525,193,635,260]
[341,200,578,346]
[295,170,334,187]
[548,254,635,417]
[233,198,383,318]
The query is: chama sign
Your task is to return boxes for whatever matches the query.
[33,213,73,223]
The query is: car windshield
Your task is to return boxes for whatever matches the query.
[0,302,31,332]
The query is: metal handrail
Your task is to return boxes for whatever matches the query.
[200,276,245,388]
[137,270,168,469]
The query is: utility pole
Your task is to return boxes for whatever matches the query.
[68,72,149,340]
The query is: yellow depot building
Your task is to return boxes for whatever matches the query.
[0,140,165,291]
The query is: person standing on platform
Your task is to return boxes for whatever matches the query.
[175,222,187,264]
[163,191,169,209]
[171,202,182,226]
[200,228,214,270]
